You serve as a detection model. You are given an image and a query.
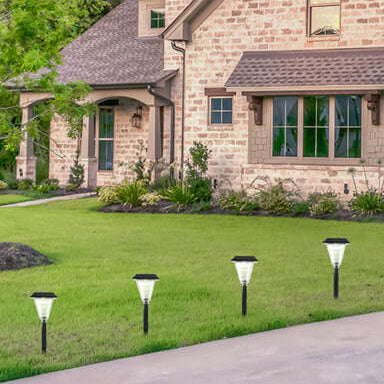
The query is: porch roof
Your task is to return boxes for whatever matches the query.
[226,48,384,90]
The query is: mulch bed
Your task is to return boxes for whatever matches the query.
[99,201,384,222]
[0,243,53,272]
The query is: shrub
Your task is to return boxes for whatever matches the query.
[350,189,384,216]
[7,179,19,190]
[0,180,8,190]
[68,159,85,188]
[117,180,147,208]
[149,174,177,195]
[256,179,298,215]
[162,183,197,208]
[65,183,77,192]
[17,179,34,191]
[141,192,162,207]
[188,177,212,203]
[308,191,340,216]
[98,186,121,205]
[192,200,213,212]
[294,201,310,215]
[218,190,259,214]
[34,179,60,194]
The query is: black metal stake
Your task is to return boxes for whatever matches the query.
[143,301,149,334]
[242,283,247,316]
[334,265,339,299]
[42,320,47,353]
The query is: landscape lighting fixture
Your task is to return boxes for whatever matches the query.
[133,274,159,334]
[30,292,57,353]
[322,238,350,299]
[231,256,258,316]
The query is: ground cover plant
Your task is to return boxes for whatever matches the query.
[0,198,384,381]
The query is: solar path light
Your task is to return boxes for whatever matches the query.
[30,292,57,353]
[133,274,159,334]
[231,256,258,316]
[322,238,350,299]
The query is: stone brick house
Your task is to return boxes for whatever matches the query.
[17,0,384,196]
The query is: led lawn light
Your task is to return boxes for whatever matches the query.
[30,292,57,353]
[322,238,350,299]
[231,256,258,316]
[133,274,159,334]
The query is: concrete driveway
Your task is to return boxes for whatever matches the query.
[10,312,384,384]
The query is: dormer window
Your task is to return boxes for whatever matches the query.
[151,10,165,29]
[308,0,340,36]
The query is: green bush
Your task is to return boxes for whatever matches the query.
[0,180,8,190]
[17,179,34,191]
[98,186,121,205]
[149,174,177,195]
[34,179,60,194]
[68,159,85,188]
[294,201,310,215]
[141,192,162,207]
[162,183,197,208]
[65,183,77,192]
[7,179,19,190]
[256,180,298,215]
[308,191,340,216]
[192,200,213,212]
[350,189,384,216]
[117,180,147,208]
[218,190,259,214]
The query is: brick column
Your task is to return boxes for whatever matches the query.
[80,114,98,188]
[16,106,37,182]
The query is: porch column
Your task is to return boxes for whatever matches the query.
[16,106,37,182]
[80,114,98,188]
[147,105,162,161]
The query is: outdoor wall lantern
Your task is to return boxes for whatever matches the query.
[322,238,350,299]
[30,292,57,353]
[131,106,143,128]
[133,274,159,334]
[231,256,258,316]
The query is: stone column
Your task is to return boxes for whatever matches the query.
[148,105,162,161]
[16,106,37,182]
[80,114,98,188]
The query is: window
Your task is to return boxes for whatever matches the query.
[335,96,362,158]
[272,95,362,161]
[98,108,114,171]
[210,97,233,125]
[303,96,329,157]
[151,10,165,28]
[308,0,340,36]
[273,97,298,157]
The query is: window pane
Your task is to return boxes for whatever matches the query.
[317,128,329,157]
[317,96,329,127]
[349,128,361,158]
[222,98,233,110]
[151,10,165,28]
[349,96,362,127]
[222,112,232,124]
[286,128,298,157]
[335,128,348,158]
[210,97,232,124]
[304,97,316,127]
[273,97,285,127]
[311,6,340,35]
[335,96,348,127]
[304,128,316,157]
[99,109,114,138]
[286,97,298,126]
[211,112,221,124]
[99,141,114,171]
[273,128,285,156]
[211,98,222,111]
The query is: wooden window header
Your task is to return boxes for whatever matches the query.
[205,88,236,97]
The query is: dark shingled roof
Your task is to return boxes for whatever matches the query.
[56,0,175,87]
[226,48,384,88]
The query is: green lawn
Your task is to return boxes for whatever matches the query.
[0,198,384,382]
[0,194,34,206]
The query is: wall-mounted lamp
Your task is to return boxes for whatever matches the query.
[131,106,143,128]
[344,183,350,195]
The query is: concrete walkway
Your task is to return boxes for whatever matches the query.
[0,192,96,207]
[10,312,384,384]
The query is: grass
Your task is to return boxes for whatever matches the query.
[0,198,384,382]
[0,194,35,206]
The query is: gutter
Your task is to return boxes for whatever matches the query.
[147,85,175,169]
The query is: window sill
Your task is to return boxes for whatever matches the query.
[307,34,340,42]
[98,170,114,174]
[207,124,233,131]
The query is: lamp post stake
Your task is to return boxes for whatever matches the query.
[334,265,339,299]
[143,300,149,334]
[42,320,47,353]
[242,283,247,316]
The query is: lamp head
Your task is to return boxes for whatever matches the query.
[231,256,258,285]
[323,238,350,267]
[30,292,57,321]
[133,274,159,303]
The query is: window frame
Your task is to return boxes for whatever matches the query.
[269,95,364,165]
[208,96,233,126]
[150,9,165,29]
[307,0,341,37]
[96,106,115,172]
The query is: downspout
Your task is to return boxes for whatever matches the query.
[171,41,186,179]
[147,85,175,170]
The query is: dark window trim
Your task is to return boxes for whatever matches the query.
[205,88,236,97]
[98,107,115,171]
[209,96,233,125]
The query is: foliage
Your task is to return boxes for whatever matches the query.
[255,177,298,215]
[65,183,77,192]
[17,179,33,191]
[98,186,121,205]
[307,191,340,216]
[294,201,310,215]
[141,192,162,207]
[7,179,19,190]
[117,180,147,208]
[149,173,177,195]
[68,158,85,188]
[0,180,7,190]
[162,182,198,208]
[350,190,384,216]
[191,200,213,212]
[218,190,259,214]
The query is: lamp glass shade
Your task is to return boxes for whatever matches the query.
[323,238,350,267]
[30,293,57,321]
[231,256,258,285]
[133,274,159,303]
